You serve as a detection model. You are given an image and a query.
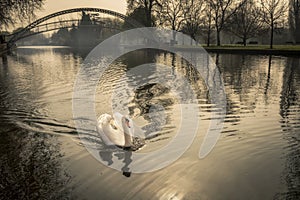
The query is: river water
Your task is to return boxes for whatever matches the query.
[0,46,299,200]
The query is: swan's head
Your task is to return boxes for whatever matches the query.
[122,117,131,128]
[121,116,133,146]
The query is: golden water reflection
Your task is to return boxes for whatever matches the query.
[0,47,299,199]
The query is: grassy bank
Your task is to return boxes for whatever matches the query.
[173,45,300,56]
[204,44,300,50]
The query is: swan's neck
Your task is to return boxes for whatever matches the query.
[122,121,132,147]
[124,131,132,147]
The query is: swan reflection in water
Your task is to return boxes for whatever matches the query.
[96,112,144,177]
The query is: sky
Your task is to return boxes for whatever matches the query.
[36,0,127,18]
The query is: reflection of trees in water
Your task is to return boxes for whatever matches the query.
[0,126,71,199]
[217,54,258,99]
[116,50,208,140]
[276,57,300,199]
[159,52,208,98]
[0,48,73,199]
[122,51,207,118]
[214,54,251,125]
[174,53,207,98]
[129,83,172,117]
[264,55,272,97]
[215,54,281,118]
[117,49,157,68]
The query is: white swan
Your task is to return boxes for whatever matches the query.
[97,112,134,147]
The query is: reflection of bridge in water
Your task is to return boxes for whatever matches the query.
[4,7,142,49]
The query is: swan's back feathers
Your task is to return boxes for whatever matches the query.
[97,113,113,125]
[97,113,126,146]
[97,113,145,149]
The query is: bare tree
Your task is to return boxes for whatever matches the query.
[202,2,214,47]
[289,0,300,43]
[127,0,162,27]
[181,0,205,44]
[209,0,247,46]
[0,0,44,30]
[158,0,186,43]
[226,0,264,46]
[259,0,288,49]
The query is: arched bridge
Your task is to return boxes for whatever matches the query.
[7,7,143,48]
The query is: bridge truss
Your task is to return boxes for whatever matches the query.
[7,7,142,47]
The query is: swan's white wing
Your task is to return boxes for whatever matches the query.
[97,113,112,125]
[97,124,115,146]
[132,123,146,139]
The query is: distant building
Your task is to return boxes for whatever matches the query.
[75,11,104,47]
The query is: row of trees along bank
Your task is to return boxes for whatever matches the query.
[126,0,300,48]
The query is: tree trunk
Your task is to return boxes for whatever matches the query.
[243,36,247,46]
[296,0,300,43]
[146,8,152,27]
[217,29,221,46]
[270,22,274,49]
[207,24,211,47]
[296,20,300,44]
[173,31,176,41]
[207,11,212,47]
[171,28,177,46]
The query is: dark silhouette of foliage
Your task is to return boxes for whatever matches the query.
[126,0,162,27]
[0,0,45,30]
[124,6,149,28]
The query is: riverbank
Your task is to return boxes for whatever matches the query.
[174,45,300,56]
[2,44,300,57]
